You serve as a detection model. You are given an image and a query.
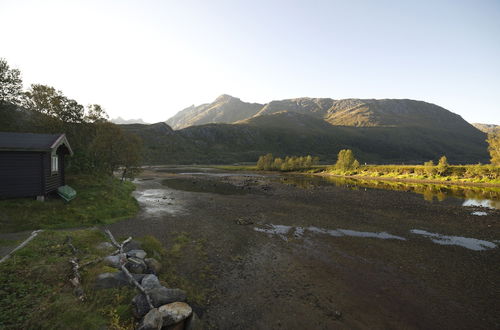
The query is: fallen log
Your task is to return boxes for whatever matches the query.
[0,230,43,264]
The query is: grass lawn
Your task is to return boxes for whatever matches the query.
[0,175,139,233]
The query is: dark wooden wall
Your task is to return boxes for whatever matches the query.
[0,151,43,198]
[43,152,65,194]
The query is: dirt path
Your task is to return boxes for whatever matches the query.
[106,167,500,329]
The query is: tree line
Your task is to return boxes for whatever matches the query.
[0,58,142,179]
[256,154,320,171]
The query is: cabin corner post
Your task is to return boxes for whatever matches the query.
[38,152,46,201]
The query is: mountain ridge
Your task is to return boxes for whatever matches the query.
[166,95,476,134]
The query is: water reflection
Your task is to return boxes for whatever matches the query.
[471,211,488,216]
[278,175,500,209]
[410,229,497,251]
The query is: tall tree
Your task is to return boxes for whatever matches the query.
[85,104,109,123]
[436,155,449,175]
[25,84,85,123]
[90,122,143,176]
[335,149,359,170]
[0,58,23,106]
[487,131,500,165]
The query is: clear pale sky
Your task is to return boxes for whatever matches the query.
[1,0,499,124]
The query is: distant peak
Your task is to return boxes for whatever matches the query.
[215,94,238,102]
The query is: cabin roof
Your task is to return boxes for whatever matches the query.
[0,132,74,155]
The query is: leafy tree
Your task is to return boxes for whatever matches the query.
[25,84,85,123]
[487,131,500,165]
[85,104,109,123]
[273,157,283,169]
[90,122,143,177]
[0,58,23,106]
[436,155,449,175]
[335,149,359,170]
[423,160,436,176]
[256,153,274,170]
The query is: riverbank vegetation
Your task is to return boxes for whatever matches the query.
[0,175,139,233]
[256,153,319,171]
[249,148,500,185]
[327,149,500,184]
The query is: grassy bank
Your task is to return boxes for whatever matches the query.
[0,229,209,329]
[218,162,500,186]
[0,175,139,233]
[0,229,137,329]
[327,164,500,185]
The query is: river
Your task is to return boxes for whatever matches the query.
[106,166,500,329]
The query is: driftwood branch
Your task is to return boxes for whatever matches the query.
[0,230,43,264]
[104,229,154,310]
[80,258,103,269]
[65,236,78,254]
[65,236,85,301]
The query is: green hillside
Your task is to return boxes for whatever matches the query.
[1,100,490,165]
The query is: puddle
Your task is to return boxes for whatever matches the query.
[471,211,488,216]
[134,189,184,216]
[410,229,497,251]
[161,178,251,195]
[462,199,497,209]
[255,225,497,251]
[254,224,406,241]
[254,225,293,240]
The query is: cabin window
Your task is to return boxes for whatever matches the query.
[51,155,58,173]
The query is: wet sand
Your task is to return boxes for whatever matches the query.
[106,167,500,329]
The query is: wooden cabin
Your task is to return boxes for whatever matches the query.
[0,132,73,200]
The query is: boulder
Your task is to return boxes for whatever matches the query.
[145,258,161,274]
[137,308,163,330]
[123,239,142,252]
[95,271,146,289]
[127,249,147,259]
[103,255,121,268]
[126,257,148,274]
[132,287,187,318]
[141,274,162,291]
[158,302,192,326]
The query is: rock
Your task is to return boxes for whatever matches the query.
[127,249,147,259]
[95,271,146,289]
[159,302,192,326]
[123,239,142,252]
[137,308,163,330]
[235,217,253,225]
[96,242,114,251]
[103,255,121,268]
[149,287,187,306]
[132,287,187,318]
[145,258,161,274]
[185,312,202,330]
[141,274,162,291]
[126,257,148,274]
